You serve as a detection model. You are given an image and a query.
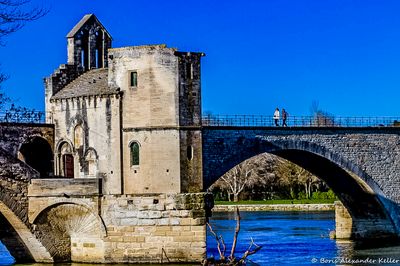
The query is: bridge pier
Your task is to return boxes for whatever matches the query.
[335,201,398,240]
[27,178,213,263]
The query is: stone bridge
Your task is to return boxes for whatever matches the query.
[202,126,400,240]
[0,123,54,262]
[3,122,400,263]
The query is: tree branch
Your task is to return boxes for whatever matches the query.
[239,237,262,263]
[229,206,241,260]
[207,222,226,260]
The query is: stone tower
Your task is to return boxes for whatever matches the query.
[108,46,205,193]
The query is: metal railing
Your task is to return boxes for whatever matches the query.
[202,114,400,127]
[0,110,46,123]
[2,110,399,127]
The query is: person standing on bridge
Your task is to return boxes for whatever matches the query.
[273,107,280,126]
[282,108,288,127]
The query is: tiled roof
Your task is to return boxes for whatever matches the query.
[51,68,118,99]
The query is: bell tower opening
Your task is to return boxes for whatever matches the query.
[66,14,112,70]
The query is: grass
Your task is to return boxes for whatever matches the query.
[214,199,336,205]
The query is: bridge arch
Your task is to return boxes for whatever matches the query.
[204,136,400,240]
[32,202,106,262]
[18,136,54,177]
[0,201,52,263]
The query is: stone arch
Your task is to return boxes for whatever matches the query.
[84,148,98,177]
[32,202,106,262]
[204,138,400,240]
[18,136,54,177]
[0,201,52,263]
[56,140,74,178]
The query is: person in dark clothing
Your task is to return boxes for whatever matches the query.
[282,108,288,127]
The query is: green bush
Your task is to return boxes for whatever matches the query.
[296,191,308,200]
[312,189,336,200]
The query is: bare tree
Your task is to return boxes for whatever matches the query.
[296,168,320,199]
[0,73,10,109]
[0,0,47,112]
[212,153,326,201]
[274,157,300,198]
[212,154,274,202]
[214,159,254,202]
[0,0,47,42]
[310,100,335,127]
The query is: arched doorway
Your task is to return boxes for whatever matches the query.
[19,137,53,178]
[58,142,74,178]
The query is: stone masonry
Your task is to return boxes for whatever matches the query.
[0,126,53,262]
[203,127,400,240]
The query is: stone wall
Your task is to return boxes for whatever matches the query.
[47,95,121,194]
[334,201,397,240]
[0,147,37,224]
[213,204,335,212]
[176,51,204,193]
[0,147,53,263]
[44,64,84,112]
[27,192,212,263]
[101,193,212,263]
[122,129,181,194]
[0,123,54,157]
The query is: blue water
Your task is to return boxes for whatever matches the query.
[207,211,337,265]
[0,244,14,265]
[2,211,400,265]
[207,211,400,265]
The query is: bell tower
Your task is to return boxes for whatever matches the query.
[66,14,112,70]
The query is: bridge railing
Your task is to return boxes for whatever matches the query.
[0,110,47,124]
[202,114,400,127]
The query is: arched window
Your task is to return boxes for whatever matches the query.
[74,124,84,149]
[130,142,140,166]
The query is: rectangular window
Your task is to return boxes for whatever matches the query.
[130,71,138,87]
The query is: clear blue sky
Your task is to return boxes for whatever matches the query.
[1,0,400,116]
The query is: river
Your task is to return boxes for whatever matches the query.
[1,211,400,265]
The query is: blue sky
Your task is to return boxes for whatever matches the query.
[1,0,400,116]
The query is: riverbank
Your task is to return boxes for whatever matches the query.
[212,203,334,212]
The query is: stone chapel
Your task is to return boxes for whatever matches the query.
[45,14,204,195]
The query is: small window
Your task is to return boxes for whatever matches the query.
[187,145,193,161]
[130,71,138,87]
[186,63,193,80]
[130,142,140,166]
